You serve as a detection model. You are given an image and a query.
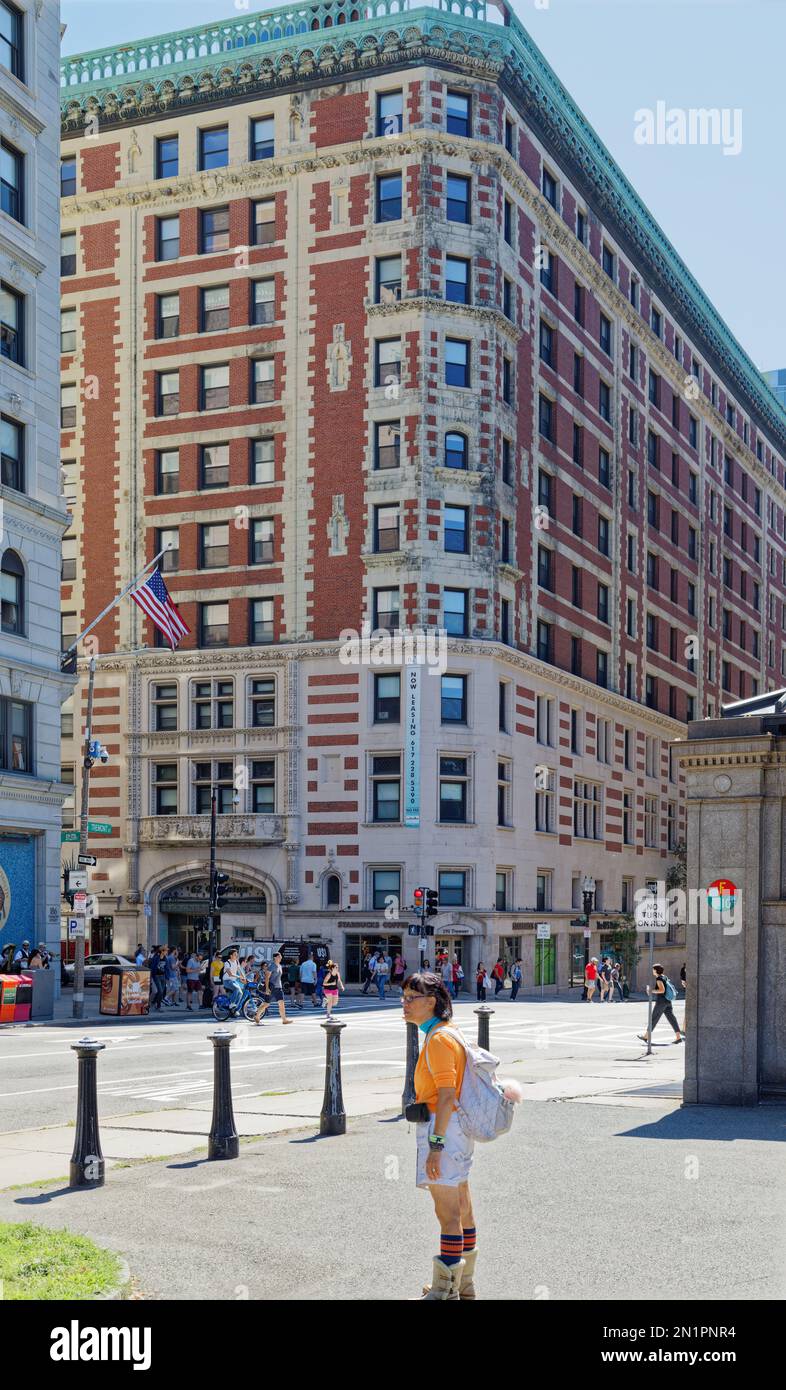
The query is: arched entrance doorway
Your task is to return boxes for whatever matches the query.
[155,873,274,952]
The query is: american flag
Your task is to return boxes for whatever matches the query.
[130,568,189,649]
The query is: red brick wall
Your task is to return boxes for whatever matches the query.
[80,143,121,193]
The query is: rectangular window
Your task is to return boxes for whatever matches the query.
[201,285,229,332]
[498,681,509,734]
[61,232,76,277]
[497,760,512,827]
[250,517,274,565]
[60,155,76,198]
[573,424,584,466]
[535,769,555,833]
[598,447,610,489]
[375,338,402,389]
[374,503,400,553]
[192,679,233,731]
[536,695,555,747]
[252,198,276,245]
[599,381,611,422]
[153,763,178,816]
[439,755,469,823]
[599,313,612,355]
[251,677,276,727]
[574,779,602,839]
[598,516,610,556]
[60,306,76,355]
[250,116,274,161]
[157,292,179,339]
[201,364,229,410]
[199,602,229,649]
[537,619,552,663]
[576,209,587,244]
[377,254,402,304]
[502,357,513,404]
[372,753,401,822]
[623,792,633,845]
[157,372,179,417]
[200,206,230,253]
[445,255,469,304]
[249,597,274,644]
[571,565,582,608]
[446,90,471,137]
[542,168,558,208]
[445,338,470,388]
[444,588,467,637]
[372,869,401,911]
[441,674,467,724]
[374,587,400,632]
[538,469,553,516]
[540,249,555,294]
[574,282,584,325]
[444,505,468,554]
[0,140,22,222]
[602,244,615,279]
[252,358,275,403]
[199,522,229,570]
[538,394,554,442]
[374,672,400,724]
[152,684,178,733]
[375,421,400,470]
[0,283,23,366]
[157,215,179,261]
[496,871,509,912]
[251,759,276,813]
[61,535,77,581]
[157,526,179,573]
[597,583,609,624]
[0,414,22,491]
[651,306,662,338]
[199,126,229,171]
[0,1,23,79]
[502,438,512,483]
[251,278,275,325]
[446,173,470,223]
[200,443,229,488]
[376,172,402,221]
[377,90,403,136]
[194,760,234,814]
[644,795,658,847]
[503,198,513,246]
[251,437,274,485]
[155,135,178,180]
[537,545,554,591]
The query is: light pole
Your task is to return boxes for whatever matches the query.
[643,881,659,1056]
[206,784,217,979]
[73,655,97,1019]
[581,873,595,976]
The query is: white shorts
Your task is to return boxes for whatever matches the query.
[416,1110,474,1189]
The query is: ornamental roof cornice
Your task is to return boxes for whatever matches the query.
[366,293,523,342]
[60,4,786,459]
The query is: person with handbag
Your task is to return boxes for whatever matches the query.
[475,963,486,1002]
[401,971,476,1300]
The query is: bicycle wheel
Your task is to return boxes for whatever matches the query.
[212,997,232,1022]
[243,993,264,1022]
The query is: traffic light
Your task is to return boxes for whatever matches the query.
[425,888,439,918]
[413,887,425,916]
[211,870,230,912]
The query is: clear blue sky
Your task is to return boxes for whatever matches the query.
[61,0,786,373]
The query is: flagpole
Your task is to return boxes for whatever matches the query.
[60,544,173,663]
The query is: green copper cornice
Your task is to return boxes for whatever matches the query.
[60,0,786,454]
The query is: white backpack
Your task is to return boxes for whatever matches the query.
[424,1025,516,1143]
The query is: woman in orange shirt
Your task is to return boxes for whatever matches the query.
[402,971,477,1301]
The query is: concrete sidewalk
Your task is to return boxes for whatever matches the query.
[0,1082,783,1301]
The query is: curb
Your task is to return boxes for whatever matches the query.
[93,1253,133,1301]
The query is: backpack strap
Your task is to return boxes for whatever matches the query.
[423,1024,466,1077]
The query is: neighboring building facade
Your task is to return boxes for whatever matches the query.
[58,0,786,989]
[763,370,786,412]
[0,0,71,974]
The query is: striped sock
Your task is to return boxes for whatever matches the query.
[440,1234,464,1267]
[462,1226,477,1253]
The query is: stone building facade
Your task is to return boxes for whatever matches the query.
[0,0,71,975]
[58,1,786,988]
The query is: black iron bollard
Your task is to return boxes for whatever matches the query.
[401,1020,419,1114]
[320,1019,346,1136]
[475,1004,495,1051]
[69,1037,106,1188]
[208,1029,239,1160]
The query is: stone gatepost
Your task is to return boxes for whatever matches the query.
[677,700,786,1105]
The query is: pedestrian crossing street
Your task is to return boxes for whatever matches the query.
[93,998,685,1106]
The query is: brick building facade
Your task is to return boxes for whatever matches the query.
[58,0,786,988]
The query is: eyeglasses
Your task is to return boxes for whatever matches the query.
[401,995,421,1005]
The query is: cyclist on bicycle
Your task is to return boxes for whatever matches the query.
[222,949,245,1013]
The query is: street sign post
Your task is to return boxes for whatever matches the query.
[61,830,80,843]
[77,854,97,867]
[87,821,113,835]
[67,870,88,894]
[635,886,668,1055]
[68,917,83,939]
[536,922,550,997]
[73,891,87,916]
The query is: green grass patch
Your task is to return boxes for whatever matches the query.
[0,1221,121,1300]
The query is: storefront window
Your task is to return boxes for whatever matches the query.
[344,933,402,985]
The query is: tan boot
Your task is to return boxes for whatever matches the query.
[458,1247,478,1299]
[420,1257,464,1300]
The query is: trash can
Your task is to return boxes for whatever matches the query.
[0,973,32,1022]
[100,966,151,1016]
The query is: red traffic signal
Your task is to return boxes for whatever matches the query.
[413,888,425,908]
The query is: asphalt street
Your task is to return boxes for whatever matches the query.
[0,996,686,1133]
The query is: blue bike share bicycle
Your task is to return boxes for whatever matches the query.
[211,980,267,1022]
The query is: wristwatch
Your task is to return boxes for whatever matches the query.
[428,1134,445,1150]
